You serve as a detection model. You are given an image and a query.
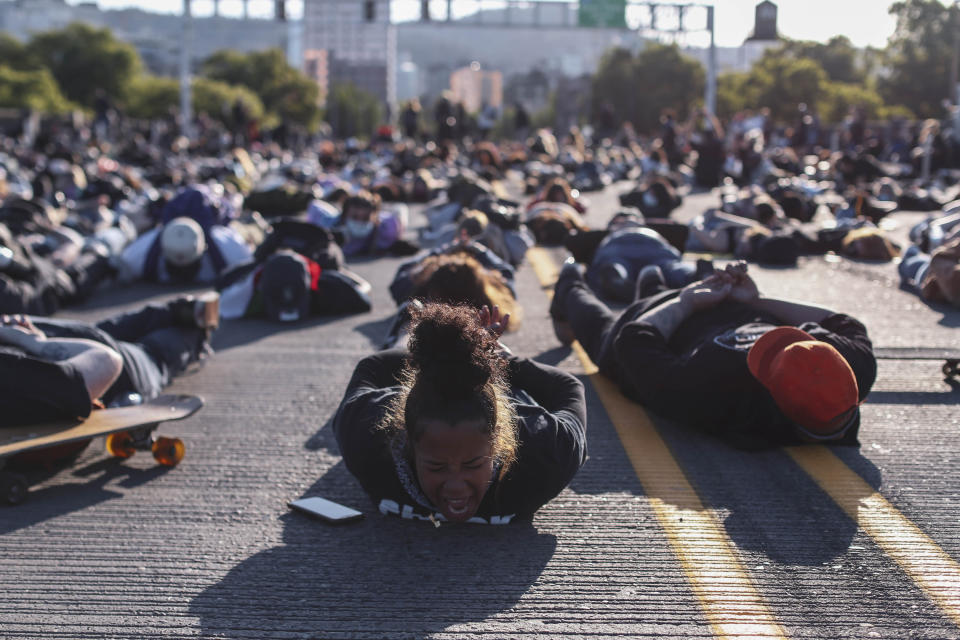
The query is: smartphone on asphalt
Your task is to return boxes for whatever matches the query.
[288,496,364,524]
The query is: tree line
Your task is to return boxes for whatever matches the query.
[1,0,954,139]
[591,0,956,133]
[0,22,323,132]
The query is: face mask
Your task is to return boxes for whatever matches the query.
[345,219,374,239]
[166,259,203,283]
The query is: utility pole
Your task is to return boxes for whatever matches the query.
[706,5,716,115]
[180,0,193,139]
[951,1,960,106]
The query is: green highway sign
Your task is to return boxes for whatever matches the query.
[578,0,627,28]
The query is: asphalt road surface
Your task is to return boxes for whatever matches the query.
[2,179,959,640]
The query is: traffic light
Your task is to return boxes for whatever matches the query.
[364,0,376,21]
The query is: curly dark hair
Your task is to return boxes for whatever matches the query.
[410,251,521,331]
[379,303,519,476]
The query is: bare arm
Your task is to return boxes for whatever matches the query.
[0,319,123,401]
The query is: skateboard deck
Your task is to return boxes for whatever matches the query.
[873,348,960,379]
[0,394,202,505]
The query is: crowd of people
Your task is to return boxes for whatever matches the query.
[2,98,959,522]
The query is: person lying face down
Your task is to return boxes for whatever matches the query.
[333,303,587,525]
[411,251,521,328]
[550,261,877,449]
[338,190,412,257]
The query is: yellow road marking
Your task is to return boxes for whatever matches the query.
[787,446,960,627]
[529,247,960,631]
[528,248,788,639]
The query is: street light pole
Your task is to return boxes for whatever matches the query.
[180,0,194,140]
[951,0,960,106]
[706,5,716,114]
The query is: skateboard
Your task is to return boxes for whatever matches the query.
[0,394,203,505]
[873,347,960,379]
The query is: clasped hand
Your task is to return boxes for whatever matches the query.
[679,262,759,312]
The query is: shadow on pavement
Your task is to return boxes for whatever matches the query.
[567,375,882,567]
[716,447,881,566]
[211,315,339,351]
[867,388,960,404]
[531,345,570,367]
[190,463,558,639]
[71,281,211,313]
[303,415,336,453]
[352,313,395,348]
[0,457,172,535]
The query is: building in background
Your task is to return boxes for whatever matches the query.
[396,3,639,105]
[303,48,329,103]
[449,64,502,114]
[395,52,421,104]
[301,0,396,107]
[683,0,779,73]
[299,0,640,115]
[0,0,289,75]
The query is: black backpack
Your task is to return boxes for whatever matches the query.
[254,219,344,271]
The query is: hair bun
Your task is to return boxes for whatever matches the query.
[408,303,499,395]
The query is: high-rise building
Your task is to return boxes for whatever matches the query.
[450,65,502,114]
[303,48,330,104]
[395,3,639,104]
[302,0,396,107]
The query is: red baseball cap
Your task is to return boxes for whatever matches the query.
[747,327,860,438]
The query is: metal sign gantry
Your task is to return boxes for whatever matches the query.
[178,0,718,136]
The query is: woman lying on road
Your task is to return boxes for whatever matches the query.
[333,303,587,525]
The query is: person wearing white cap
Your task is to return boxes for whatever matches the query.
[120,213,251,284]
[160,217,206,268]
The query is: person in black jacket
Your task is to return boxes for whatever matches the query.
[550,261,877,450]
[333,303,587,525]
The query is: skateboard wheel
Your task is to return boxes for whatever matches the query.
[105,431,136,459]
[0,472,28,506]
[944,362,959,378]
[152,437,184,467]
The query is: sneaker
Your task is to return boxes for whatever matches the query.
[635,264,666,300]
[695,258,715,279]
[170,292,220,330]
[552,317,576,346]
[596,262,633,302]
[550,258,584,345]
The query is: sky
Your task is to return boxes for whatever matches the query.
[66,0,907,49]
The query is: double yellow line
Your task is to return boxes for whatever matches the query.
[527,247,960,636]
